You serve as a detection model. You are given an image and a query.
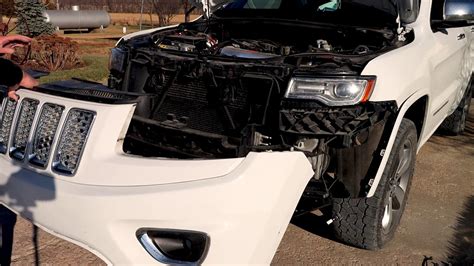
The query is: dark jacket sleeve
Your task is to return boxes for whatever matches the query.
[0,58,23,87]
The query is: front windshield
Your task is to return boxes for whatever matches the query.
[213,0,398,28]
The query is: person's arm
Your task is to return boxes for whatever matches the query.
[0,35,38,100]
[0,58,23,87]
[0,58,38,101]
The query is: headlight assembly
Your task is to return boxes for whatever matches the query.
[284,76,376,106]
[109,47,127,72]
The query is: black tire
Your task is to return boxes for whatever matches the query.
[440,87,472,135]
[332,119,418,250]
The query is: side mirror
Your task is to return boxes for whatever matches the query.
[444,0,474,23]
[398,0,420,24]
[433,0,474,30]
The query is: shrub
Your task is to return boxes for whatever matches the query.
[16,35,85,72]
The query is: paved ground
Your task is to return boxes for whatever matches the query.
[2,103,473,265]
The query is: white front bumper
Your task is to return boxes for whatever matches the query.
[0,89,314,264]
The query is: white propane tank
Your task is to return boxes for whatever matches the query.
[43,8,111,31]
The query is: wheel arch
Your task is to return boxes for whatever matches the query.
[403,95,429,142]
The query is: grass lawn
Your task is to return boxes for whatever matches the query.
[34,15,181,86]
[35,24,129,85]
[7,13,194,86]
[39,55,110,84]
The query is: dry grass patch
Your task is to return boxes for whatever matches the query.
[110,13,200,26]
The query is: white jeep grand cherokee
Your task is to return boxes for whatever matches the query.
[1,0,473,264]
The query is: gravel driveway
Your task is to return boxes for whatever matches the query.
[2,102,473,265]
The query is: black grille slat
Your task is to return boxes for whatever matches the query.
[10,99,39,161]
[35,79,145,104]
[29,104,64,168]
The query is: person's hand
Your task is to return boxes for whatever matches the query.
[0,35,32,54]
[7,71,39,101]
[19,71,39,89]
[7,84,20,101]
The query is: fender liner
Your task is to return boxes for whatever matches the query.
[367,90,429,197]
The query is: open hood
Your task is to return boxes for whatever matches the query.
[191,0,229,18]
[190,0,419,25]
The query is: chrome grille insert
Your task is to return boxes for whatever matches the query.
[10,99,39,160]
[52,109,95,175]
[0,99,18,154]
[29,104,64,168]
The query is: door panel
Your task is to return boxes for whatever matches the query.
[428,27,469,133]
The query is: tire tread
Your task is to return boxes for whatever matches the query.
[440,86,472,135]
[332,119,417,250]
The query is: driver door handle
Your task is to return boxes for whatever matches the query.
[458,33,466,40]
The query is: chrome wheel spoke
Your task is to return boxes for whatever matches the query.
[396,148,411,178]
[392,185,405,210]
[383,137,413,232]
[382,197,393,230]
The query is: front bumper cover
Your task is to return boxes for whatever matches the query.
[0,89,314,264]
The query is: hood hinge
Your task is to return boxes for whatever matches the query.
[204,0,211,19]
[396,14,410,42]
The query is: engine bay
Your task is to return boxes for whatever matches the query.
[107,18,409,199]
[148,19,400,65]
[109,19,408,158]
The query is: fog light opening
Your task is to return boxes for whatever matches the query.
[137,229,209,264]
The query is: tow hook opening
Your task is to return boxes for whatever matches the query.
[137,229,209,264]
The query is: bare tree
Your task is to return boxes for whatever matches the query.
[0,0,16,20]
[181,0,190,22]
[151,0,180,27]
[41,0,57,9]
